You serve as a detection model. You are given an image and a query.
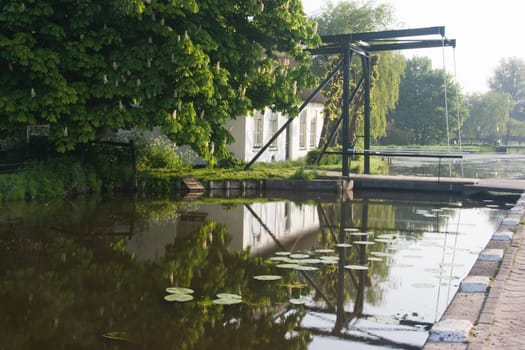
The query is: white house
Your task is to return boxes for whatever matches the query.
[225,90,325,163]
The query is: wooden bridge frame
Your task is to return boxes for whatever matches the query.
[245,27,456,176]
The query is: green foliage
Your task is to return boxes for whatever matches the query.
[137,136,186,170]
[0,157,102,201]
[84,143,134,192]
[0,0,319,158]
[489,57,525,121]
[463,92,512,141]
[305,148,341,166]
[383,57,468,145]
[23,163,65,199]
[216,153,245,169]
[0,174,25,201]
[290,168,317,180]
[315,1,394,35]
[312,1,404,147]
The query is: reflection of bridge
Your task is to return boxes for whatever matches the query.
[254,199,433,349]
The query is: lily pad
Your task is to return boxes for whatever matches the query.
[293,265,319,271]
[349,232,369,236]
[289,298,308,305]
[315,248,335,254]
[164,293,194,302]
[102,331,130,342]
[374,238,394,243]
[253,275,282,281]
[320,259,338,265]
[344,264,369,270]
[335,243,352,248]
[275,251,291,256]
[353,241,375,245]
[276,263,301,269]
[216,293,242,300]
[293,258,322,264]
[290,253,310,259]
[213,298,243,305]
[166,287,194,294]
[368,257,383,262]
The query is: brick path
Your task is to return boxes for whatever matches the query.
[468,226,525,350]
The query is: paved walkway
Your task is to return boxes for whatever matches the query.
[469,225,525,350]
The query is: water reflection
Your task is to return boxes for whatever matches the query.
[0,193,512,350]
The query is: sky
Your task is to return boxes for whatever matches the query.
[301,0,525,94]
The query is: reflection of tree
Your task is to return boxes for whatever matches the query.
[0,200,312,350]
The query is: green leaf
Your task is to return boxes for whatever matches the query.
[344,265,368,271]
[164,293,194,302]
[213,298,243,305]
[216,293,242,300]
[166,287,194,294]
[253,275,282,281]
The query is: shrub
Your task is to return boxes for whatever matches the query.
[0,174,25,201]
[0,156,105,201]
[306,148,341,166]
[216,153,245,169]
[137,136,187,170]
[290,168,317,180]
[84,143,134,192]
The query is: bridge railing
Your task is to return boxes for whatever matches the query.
[325,148,463,181]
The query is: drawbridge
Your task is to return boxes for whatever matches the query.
[245,27,456,175]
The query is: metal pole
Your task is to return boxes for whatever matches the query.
[317,76,365,165]
[342,43,352,177]
[362,55,371,174]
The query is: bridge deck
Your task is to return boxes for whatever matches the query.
[344,174,525,195]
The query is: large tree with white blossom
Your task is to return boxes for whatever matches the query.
[0,0,319,157]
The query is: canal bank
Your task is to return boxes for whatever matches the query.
[423,193,525,350]
[179,174,525,198]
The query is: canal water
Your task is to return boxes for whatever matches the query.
[0,190,515,350]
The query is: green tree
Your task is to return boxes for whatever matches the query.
[462,92,513,143]
[488,57,525,143]
[311,0,405,148]
[383,57,467,145]
[0,0,319,158]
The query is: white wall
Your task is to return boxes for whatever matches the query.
[226,102,324,163]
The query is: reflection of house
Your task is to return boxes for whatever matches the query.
[225,91,325,162]
[201,202,320,255]
[126,202,320,261]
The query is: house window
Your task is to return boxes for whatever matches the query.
[299,110,307,149]
[269,112,279,149]
[254,110,264,148]
[309,110,318,148]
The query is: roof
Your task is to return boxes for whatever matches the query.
[301,88,327,104]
